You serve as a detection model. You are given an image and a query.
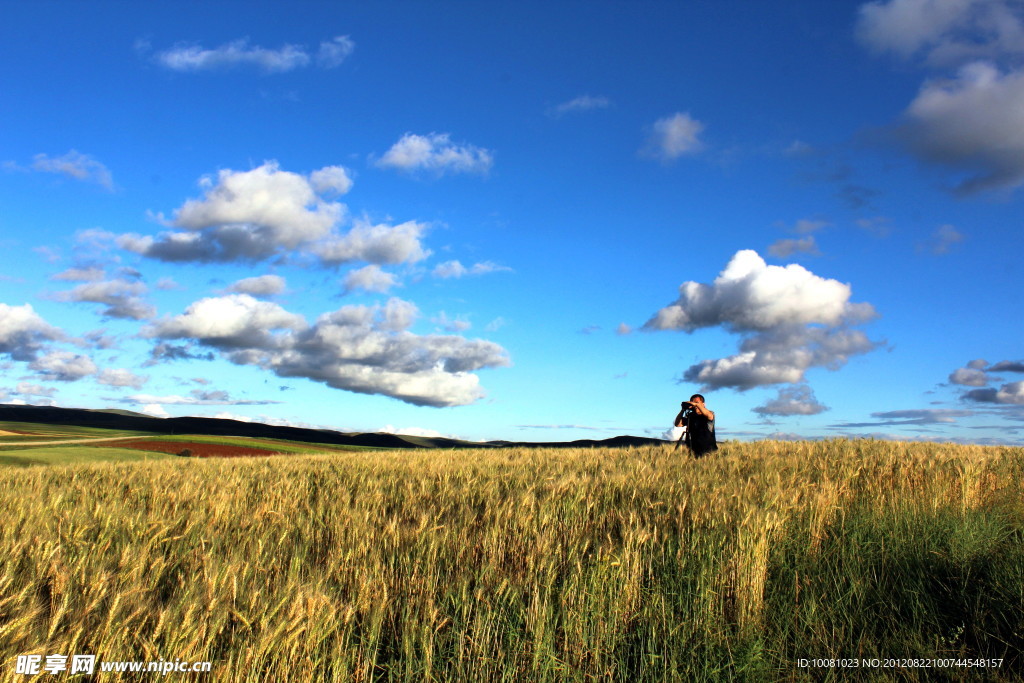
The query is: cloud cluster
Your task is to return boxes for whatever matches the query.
[644,250,881,391]
[145,295,510,407]
[857,0,1024,65]
[153,36,355,73]
[858,0,1024,193]
[951,357,1024,404]
[375,133,494,175]
[118,161,434,272]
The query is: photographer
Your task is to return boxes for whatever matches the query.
[673,393,718,457]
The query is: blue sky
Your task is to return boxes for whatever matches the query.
[2,0,1022,444]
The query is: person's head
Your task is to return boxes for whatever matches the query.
[689,394,705,404]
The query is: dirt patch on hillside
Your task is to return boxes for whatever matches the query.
[0,429,32,436]
[113,440,282,458]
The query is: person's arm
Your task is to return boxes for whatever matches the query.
[691,403,714,421]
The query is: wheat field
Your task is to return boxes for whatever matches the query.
[1,439,1022,681]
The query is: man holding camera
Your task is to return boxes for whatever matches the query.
[673,393,718,457]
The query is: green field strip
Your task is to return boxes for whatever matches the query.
[0,421,156,439]
[0,447,178,467]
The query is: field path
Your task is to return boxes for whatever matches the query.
[0,436,150,447]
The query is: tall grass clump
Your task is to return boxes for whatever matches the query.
[1,439,1022,681]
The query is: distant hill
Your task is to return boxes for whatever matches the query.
[0,404,668,450]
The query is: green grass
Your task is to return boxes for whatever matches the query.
[0,446,178,467]
[0,440,1021,681]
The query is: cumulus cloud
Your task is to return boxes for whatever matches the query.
[120,162,347,262]
[29,351,97,382]
[342,265,398,294]
[858,1,1024,194]
[153,36,354,73]
[227,274,287,297]
[753,385,829,416]
[145,294,306,350]
[949,365,989,386]
[432,260,511,279]
[642,112,706,161]
[146,295,510,407]
[96,368,148,389]
[549,94,611,117]
[375,133,494,175]
[643,250,880,391]
[30,150,115,190]
[0,303,65,361]
[53,278,155,320]
[317,220,431,266]
[895,62,1024,194]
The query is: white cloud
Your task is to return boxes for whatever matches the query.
[896,61,1024,194]
[964,380,1024,404]
[121,162,346,262]
[920,223,965,253]
[616,323,633,335]
[856,0,1024,65]
[432,260,511,278]
[140,404,170,418]
[753,385,829,416]
[309,165,354,195]
[378,424,450,438]
[317,219,431,266]
[376,133,494,175]
[53,278,155,320]
[227,275,287,297]
[174,162,343,244]
[549,94,611,117]
[949,364,989,386]
[642,112,705,161]
[125,391,280,406]
[14,382,57,397]
[146,295,509,407]
[316,36,356,68]
[643,250,881,391]
[433,312,471,333]
[96,368,148,390]
[145,294,306,350]
[0,303,65,361]
[29,351,97,382]
[343,265,398,293]
[31,150,115,190]
[644,250,875,332]
[52,267,105,282]
[155,38,315,73]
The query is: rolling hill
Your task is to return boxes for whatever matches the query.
[0,404,667,449]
